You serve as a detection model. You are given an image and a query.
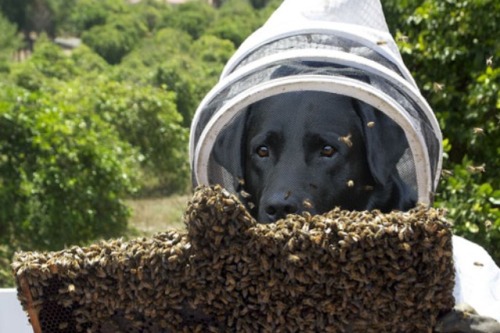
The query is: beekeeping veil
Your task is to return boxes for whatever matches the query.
[189,0,442,206]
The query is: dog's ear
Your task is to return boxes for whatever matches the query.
[211,113,247,187]
[353,100,408,185]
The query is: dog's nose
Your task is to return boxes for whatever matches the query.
[263,195,300,222]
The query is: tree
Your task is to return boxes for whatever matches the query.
[88,79,190,194]
[0,0,33,32]
[189,34,235,96]
[0,83,137,252]
[81,14,148,64]
[154,59,198,127]
[66,0,127,34]
[163,0,216,39]
[208,0,262,47]
[0,13,22,70]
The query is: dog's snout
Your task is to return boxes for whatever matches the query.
[261,193,302,222]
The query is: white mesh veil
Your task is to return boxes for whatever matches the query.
[189,0,442,206]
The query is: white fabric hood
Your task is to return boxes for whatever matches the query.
[189,0,443,205]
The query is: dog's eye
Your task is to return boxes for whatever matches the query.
[320,145,336,157]
[256,145,269,158]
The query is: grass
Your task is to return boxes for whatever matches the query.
[125,194,190,237]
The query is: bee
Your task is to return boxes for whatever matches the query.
[441,169,453,177]
[433,82,444,92]
[466,164,486,174]
[396,35,409,43]
[472,127,484,135]
[486,56,493,67]
[58,322,69,330]
[284,190,291,200]
[239,190,251,199]
[338,133,353,148]
[303,199,313,209]
[288,254,301,263]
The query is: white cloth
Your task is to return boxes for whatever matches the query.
[453,235,500,321]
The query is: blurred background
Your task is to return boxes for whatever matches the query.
[0,0,498,286]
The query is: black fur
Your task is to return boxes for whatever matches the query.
[214,91,416,223]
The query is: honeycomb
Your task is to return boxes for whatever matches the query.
[13,185,455,332]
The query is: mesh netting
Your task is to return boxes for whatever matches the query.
[13,186,454,333]
[234,34,404,79]
[193,59,440,200]
[190,0,442,209]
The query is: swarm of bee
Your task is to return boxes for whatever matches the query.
[13,185,455,333]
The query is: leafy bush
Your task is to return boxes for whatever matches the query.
[82,14,148,64]
[435,158,500,263]
[10,36,95,90]
[0,84,137,252]
[208,0,262,47]
[0,13,21,70]
[119,28,193,71]
[118,29,233,126]
[66,0,127,34]
[132,0,173,33]
[89,79,190,194]
[25,34,77,79]
[154,60,198,127]
[163,1,216,39]
[0,244,14,286]
[189,34,235,99]
[69,44,110,74]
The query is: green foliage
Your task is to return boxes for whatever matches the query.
[435,158,500,264]
[65,0,127,34]
[120,28,193,70]
[163,1,216,39]
[117,28,198,124]
[389,0,499,167]
[0,244,14,286]
[131,0,173,33]
[117,29,234,126]
[208,0,262,47]
[189,34,235,97]
[13,38,190,193]
[10,36,81,90]
[0,83,137,252]
[249,0,274,10]
[0,0,32,33]
[256,0,282,20]
[0,13,22,70]
[26,34,77,79]
[82,14,148,64]
[89,79,189,194]
[154,60,198,127]
[69,44,110,74]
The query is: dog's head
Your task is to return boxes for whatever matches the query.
[213,91,416,223]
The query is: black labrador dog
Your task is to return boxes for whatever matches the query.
[214,90,416,223]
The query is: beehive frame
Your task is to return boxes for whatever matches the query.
[13,185,455,332]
